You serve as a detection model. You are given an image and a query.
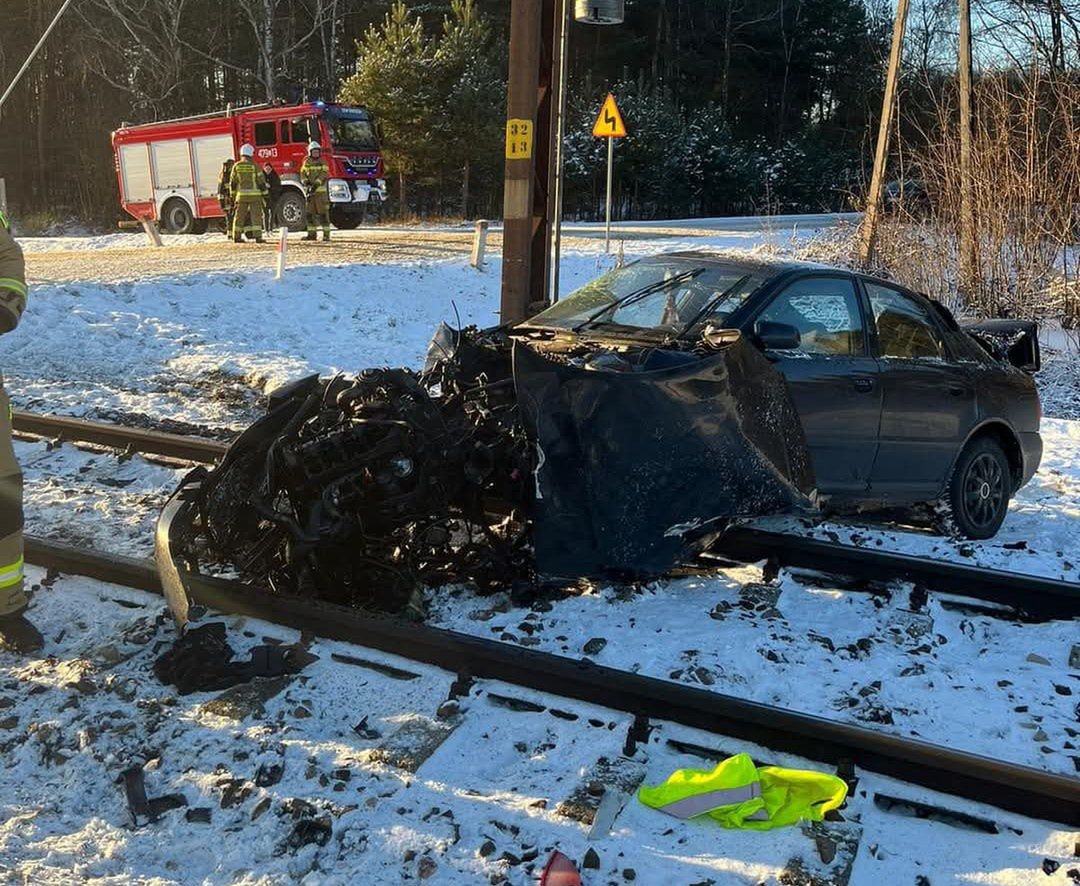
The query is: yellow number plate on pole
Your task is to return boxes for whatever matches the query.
[505,119,534,159]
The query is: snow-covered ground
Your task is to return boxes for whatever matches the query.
[1,570,1075,885]
[2,226,1078,882]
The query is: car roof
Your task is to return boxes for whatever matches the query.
[646,250,840,278]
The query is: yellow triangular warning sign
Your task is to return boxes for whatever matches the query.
[592,93,627,138]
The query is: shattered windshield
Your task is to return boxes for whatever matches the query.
[326,110,378,151]
[529,260,760,335]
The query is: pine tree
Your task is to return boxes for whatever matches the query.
[339,2,439,213]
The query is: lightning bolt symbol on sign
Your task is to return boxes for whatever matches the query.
[592,93,627,138]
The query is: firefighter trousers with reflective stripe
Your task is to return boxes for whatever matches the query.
[306,191,329,235]
[231,196,264,240]
[0,385,25,616]
[638,752,847,831]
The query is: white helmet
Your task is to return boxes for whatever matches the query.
[307,141,321,154]
[240,143,255,158]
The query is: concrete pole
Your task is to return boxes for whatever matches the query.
[857,0,911,266]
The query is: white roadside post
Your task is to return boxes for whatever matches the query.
[139,216,163,247]
[471,219,489,269]
[276,226,288,279]
[592,93,627,254]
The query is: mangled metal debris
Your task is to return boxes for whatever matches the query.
[160,322,813,617]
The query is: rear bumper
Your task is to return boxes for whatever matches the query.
[1018,431,1042,488]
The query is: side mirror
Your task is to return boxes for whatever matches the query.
[701,325,742,349]
[755,320,801,351]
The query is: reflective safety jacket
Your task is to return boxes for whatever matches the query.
[300,156,329,194]
[0,211,27,333]
[229,159,266,200]
[638,752,847,831]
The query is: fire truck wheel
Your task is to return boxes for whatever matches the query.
[274,191,307,232]
[160,198,196,235]
[330,208,361,230]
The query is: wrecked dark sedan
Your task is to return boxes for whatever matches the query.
[159,253,1040,617]
[522,253,1042,541]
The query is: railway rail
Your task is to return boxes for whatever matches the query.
[23,530,1080,827]
[15,409,1080,620]
[14,409,1079,826]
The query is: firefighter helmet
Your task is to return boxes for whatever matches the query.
[307,141,321,154]
[240,143,255,158]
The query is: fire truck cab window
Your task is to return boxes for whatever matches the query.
[254,122,276,147]
[288,118,316,143]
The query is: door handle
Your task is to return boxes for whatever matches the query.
[852,376,874,393]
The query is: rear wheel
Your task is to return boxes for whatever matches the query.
[274,190,307,232]
[943,437,1011,539]
[160,198,195,234]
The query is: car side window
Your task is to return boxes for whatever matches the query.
[865,283,944,360]
[757,277,864,356]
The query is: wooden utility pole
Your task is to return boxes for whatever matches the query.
[500,0,557,325]
[858,0,911,265]
[957,0,977,295]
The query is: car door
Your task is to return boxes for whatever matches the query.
[863,281,978,498]
[752,274,881,494]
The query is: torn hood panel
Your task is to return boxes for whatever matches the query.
[513,336,815,579]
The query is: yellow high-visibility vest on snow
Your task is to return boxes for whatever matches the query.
[638,752,847,830]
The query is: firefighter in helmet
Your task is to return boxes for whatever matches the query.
[229,144,267,243]
[300,141,331,242]
[0,212,39,653]
[217,158,235,236]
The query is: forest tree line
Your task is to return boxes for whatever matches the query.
[0,0,1078,229]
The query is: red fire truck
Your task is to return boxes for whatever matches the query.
[111,101,388,233]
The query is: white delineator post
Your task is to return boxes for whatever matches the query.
[276,226,288,279]
[471,219,489,269]
[139,217,163,247]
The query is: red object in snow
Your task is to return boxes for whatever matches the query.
[540,851,582,886]
[111,101,387,234]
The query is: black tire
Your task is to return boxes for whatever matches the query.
[160,198,195,234]
[944,437,1012,539]
[191,219,209,235]
[330,208,361,230]
[274,190,307,232]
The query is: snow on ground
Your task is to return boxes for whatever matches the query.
[7,228,804,430]
[428,557,1080,777]
[0,571,1075,885]
[3,226,1079,881]
[15,439,183,558]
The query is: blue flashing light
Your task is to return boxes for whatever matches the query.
[313,101,325,107]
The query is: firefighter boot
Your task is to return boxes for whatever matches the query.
[322,230,330,242]
[304,232,317,242]
[0,612,43,654]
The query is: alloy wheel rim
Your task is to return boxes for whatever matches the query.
[962,452,1005,528]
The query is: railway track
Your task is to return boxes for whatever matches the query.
[23,531,1080,827]
[13,410,1080,826]
[15,409,1080,620]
